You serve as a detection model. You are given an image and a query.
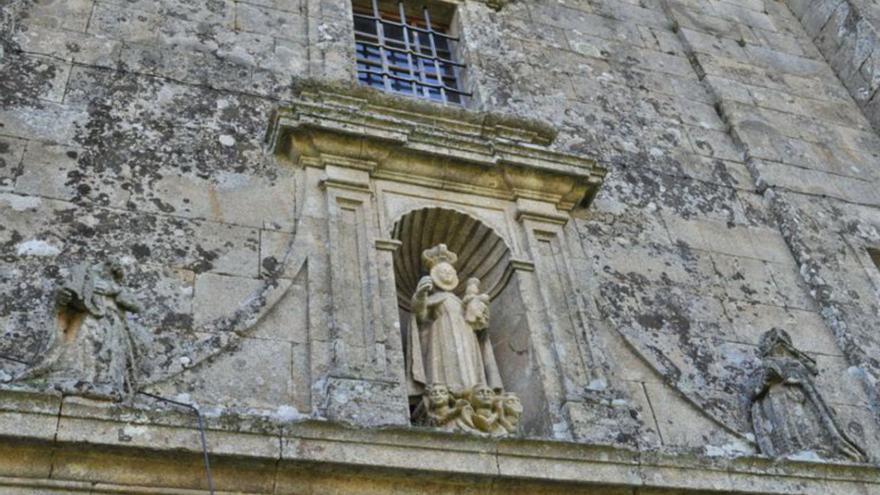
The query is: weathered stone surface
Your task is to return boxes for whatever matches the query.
[2,0,880,491]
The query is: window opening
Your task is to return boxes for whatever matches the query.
[871,248,880,272]
[353,0,469,104]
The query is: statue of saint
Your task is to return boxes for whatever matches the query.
[406,244,518,435]
[14,259,143,400]
[751,328,866,462]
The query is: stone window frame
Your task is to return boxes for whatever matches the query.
[352,0,470,105]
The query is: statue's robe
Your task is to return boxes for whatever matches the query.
[18,264,139,399]
[752,356,866,462]
[406,290,502,397]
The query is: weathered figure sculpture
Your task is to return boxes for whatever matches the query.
[751,328,866,462]
[13,259,143,400]
[406,244,520,435]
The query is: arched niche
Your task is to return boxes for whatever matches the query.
[392,207,512,310]
[392,207,549,436]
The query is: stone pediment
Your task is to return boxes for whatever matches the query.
[266,83,606,212]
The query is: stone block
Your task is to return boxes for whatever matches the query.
[16,142,130,207]
[813,354,872,407]
[0,441,55,479]
[764,260,817,311]
[193,272,263,326]
[240,0,301,12]
[0,390,62,441]
[686,126,744,161]
[282,426,498,477]
[1,53,72,105]
[746,227,795,265]
[321,377,409,427]
[642,381,753,452]
[87,2,162,42]
[235,2,307,41]
[148,168,297,230]
[251,272,308,343]
[21,0,94,32]
[711,252,787,307]
[0,136,27,190]
[13,25,122,66]
[152,336,295,410]
[695,220,758,259]
[50,438,273,492]
[0,102,88,145]
[722,301,841,354]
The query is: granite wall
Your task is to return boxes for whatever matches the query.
[1,0,880,478]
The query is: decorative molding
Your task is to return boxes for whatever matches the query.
[267,83,606,212]
[0,389,876,495]
[375,238,403,252]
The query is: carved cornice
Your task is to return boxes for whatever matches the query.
[267,83,606,211]
[0,389,876,495]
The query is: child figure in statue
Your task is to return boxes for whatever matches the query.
[496,392,523,433]
[467,384,500,433]
[462,277,490,331]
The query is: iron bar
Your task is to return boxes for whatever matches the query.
[371,0,393,93]
[421,6,447,103]
[352,38,464,67]
[353,12,459,41]
[356,65,470,95]
[398,1,419,96]
[410,23,431,98]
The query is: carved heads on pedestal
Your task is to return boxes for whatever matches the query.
[416,382,522,437]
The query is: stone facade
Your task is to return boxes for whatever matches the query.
[1,0,880,493]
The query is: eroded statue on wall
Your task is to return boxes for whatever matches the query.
[751,328,866,462]
[406,244,521,436]
[11,259,143,400]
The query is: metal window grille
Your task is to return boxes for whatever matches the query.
[353,0,469,104]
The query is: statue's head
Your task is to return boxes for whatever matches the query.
[470,384,494,408]
[501,393,523,424]
[465,277,480,295]
[426,383,450,407]
[502,393,522,413]
[422,244,459,291]
[108,258,127,281]
[758,327,817,371]
[759,327,794,358]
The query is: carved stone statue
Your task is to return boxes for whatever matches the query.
[417,383,473,431]
[13,259,143,400]
[406,244,521,435]
[751,328,866,462]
